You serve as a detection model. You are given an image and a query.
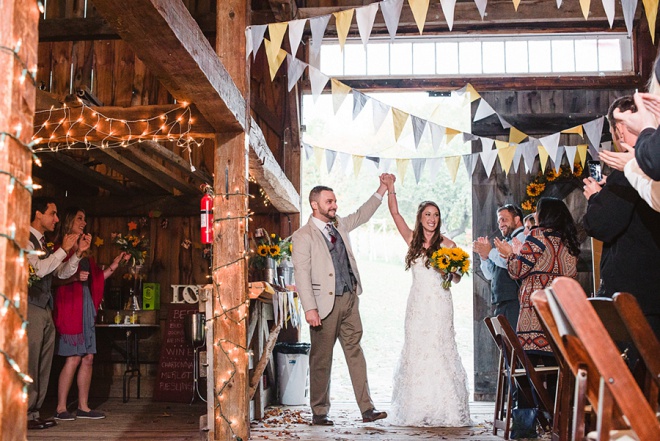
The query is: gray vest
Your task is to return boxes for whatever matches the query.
[28,233,53,309]
[490,226,524,305]
[324,227,355,296]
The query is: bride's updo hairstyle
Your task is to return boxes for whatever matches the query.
[404,201,443,270]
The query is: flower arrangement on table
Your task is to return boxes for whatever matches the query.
[521,163,585,214]
[250,228,292,269]
[28,264,40,287]
[430,246,471,289]
[111,232,149,267]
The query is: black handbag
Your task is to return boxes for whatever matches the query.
[511,407,538,439]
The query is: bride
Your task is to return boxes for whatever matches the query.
[381,173,471,427]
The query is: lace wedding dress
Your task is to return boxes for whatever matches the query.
[390,259,472,427]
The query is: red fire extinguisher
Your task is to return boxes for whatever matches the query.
[200,192,213,244]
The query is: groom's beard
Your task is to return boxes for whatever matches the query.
[318,207,336,222]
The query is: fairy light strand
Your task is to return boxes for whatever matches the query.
[0,44,37,87]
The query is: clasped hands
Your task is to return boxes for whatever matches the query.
[474,236,522,260]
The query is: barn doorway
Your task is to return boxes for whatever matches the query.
[299,90,474,404]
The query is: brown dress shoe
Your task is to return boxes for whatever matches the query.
[362,408,387,422]
[28,418,57,430]
[42,418,57,428]
[312,415,334,426]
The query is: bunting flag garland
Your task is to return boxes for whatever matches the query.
[396,158,410,183]
[622,0,638,36]
[474,98,496,122]
[392,108,410,141]
[538,144,550,173]
[521,140,539,173]
[642,0,659,43]
[509,126,528,144]
[463,153,478,178]
[445,127,461,144]
[250,25,267,61]
[267,23,288,62]
[286,54,307,92]
[480,137,495,152]
[352,90,369,120]
[474,0,488,19]
[497,144,517,175]
[334,9,355,50]
[309,15,331,59]
[513,0,522,12]
[264,39,287,81]
[577,144,589,166]
[440,0,458,31]
[409,0,430,34]
[428,157,443,178]
[553,146,565,174]
[353,155,365,176]
[314,146,324,169]
[288,19,307,56]
[445,155,462,182]
[556,0,563,7]
[430,122,444,152]
[480,148,499,178]
[245,28,253,60]
[331,79,352,114]
[602,0,616,27]
[412,158,427,183]
[372,99,390,133]
[309,66,330,102]
[411,115,428,149]
[356,3,379,46]
[564,145,578,172]
[381,0,404,40]
[497,113,512,129]
[561,125,584,137]
[579,0,591,20]
[583,117,605,148]
[539,132,560,162]
[303,142,313,160]
[512,143,523,173]
[326,149,338,173]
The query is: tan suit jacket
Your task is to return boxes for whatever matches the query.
[292,194,382,320]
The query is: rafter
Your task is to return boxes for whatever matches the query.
[89,148,173,194]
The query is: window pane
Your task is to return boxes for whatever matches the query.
[367,43,390,75]
[320,43,343,76]
[482,41,505,73]
[552,40,575,72]
[390,42,412,75]
[575,39,598,72]
[344,44,367,75]
[459,41,482,74]
[528,40,551,73]
[598,39,622,71]
[505,41,528,73]
[413,42,436,75]
[436,42,459,74]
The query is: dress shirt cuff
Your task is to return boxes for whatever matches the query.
[373,192,383,201]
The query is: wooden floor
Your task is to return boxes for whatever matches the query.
[27,399,529,440]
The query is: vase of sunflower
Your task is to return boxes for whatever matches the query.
[250,229,292,284]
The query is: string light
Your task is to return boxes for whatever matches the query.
[0,170,42,194]
[0,44,37,86]
[31,101,204,157]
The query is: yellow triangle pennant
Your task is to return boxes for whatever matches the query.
[396,158,410,184]
[392,108,409,142]
[509,127,528,144]
[577,144,589,167]
[538,145,549,173]
[313,146,324,170]
[333,9,355,50]
[331,79,352,114]
[409,0,430,34]
[561,125,584,137]
[642,0,659,43]
[513,0,521,11]
[353,155,364,176]
[264,39,287,81]
[495,140,510,150]
[465,84,481,102]
[579,0,591,20]
[445,156,461,183]
[267,23,288,61]
[497,144,517,176]
[445,127,461,144]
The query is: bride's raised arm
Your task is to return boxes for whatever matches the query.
[381,173,413,245]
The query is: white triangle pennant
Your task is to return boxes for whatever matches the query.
[372,100,390,133]
[480,137,495,152]
[428,157,443,178]
[556,0,563,7]
[309,15,331,59]
[497,113,512,129]
[352,90,368,120]
[602,0,615,27]
[440,0,458,31]
[539,132,561,162]
[412,158,427,184]
[565,145,577,172]
[380,157,393,172]
[288,19,307,56]
[356,3,379,46]
[480,148,499,178]
[251,25,267,61]
[337,151,352,175]
[381,0,404,40]
[583,116,605,149]
[411,115,428,150]
[512,143,523,173]
[245,28,253,60]
[522,139,539,173]
[474,99,496,121]
[429,123,445,153]
[463,132,478,142]
[474,0,488,19]
[303,142,313,160]
[553,146,565,174]
[309,66,330,102]
[622,0,638,37]
[286,54,307,92]
[325,149,338,173]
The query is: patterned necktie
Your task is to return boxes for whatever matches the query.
[325,224,337,244]
[39,236,46,250]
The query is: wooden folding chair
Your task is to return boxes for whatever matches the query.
[485,315,558,439]
[535,277,660,441]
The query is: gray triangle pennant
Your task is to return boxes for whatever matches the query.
[286,54,307,92]
[372,100,390,133]
[411,115,428,150]
[309,15,331,59]
[325,149,338,173]
[412,158,427,184]
[381,0,404,40]
[352,90,368,120]
[251,25,267,61]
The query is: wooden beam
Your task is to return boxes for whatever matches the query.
[88,148,171,194]
[32,104,215,143]
[121,145,201,194]
[139,140,213,185]
[91,0,246,133]
[472,113,611,137]
[45,194,199,217]
[248,119,300,214]
[37,151,130,195]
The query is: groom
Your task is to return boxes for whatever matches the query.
[292,179,388,426]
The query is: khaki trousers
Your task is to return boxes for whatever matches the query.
[27,303,56,420]
[309,291,374,416]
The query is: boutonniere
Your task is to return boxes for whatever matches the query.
[332,219,339,228]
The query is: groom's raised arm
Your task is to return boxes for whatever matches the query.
[340,179,387,232]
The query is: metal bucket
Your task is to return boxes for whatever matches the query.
[184,312,206,347]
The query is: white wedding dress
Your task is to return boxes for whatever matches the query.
[390,259,472,427]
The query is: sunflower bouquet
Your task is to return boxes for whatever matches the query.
[430,246,471,289]
[250,228,292,269]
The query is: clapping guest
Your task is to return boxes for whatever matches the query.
[52,208,128,421]
[495,198,579,358]
[522,214,536,236]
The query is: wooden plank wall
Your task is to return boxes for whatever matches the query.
[472,88,634,400]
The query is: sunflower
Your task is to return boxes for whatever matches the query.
[462,260,470,274]
[546,169,561,181]
[526,182,545,197]
[448,247,462,260]
[257,245,269,257]
[573,163,584,177]
[436,255,450,269]
[521,200,535,212]
[269,245,281,257]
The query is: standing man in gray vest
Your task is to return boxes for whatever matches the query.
[473,204,525,330]
[292,180,387,426]
[27,197,90,430]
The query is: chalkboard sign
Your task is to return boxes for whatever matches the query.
[153,304,198,402]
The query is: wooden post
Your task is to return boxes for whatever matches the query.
[213,1,250,440]
[0,0,39,438]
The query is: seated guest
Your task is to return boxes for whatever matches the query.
[522,214,536,236]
